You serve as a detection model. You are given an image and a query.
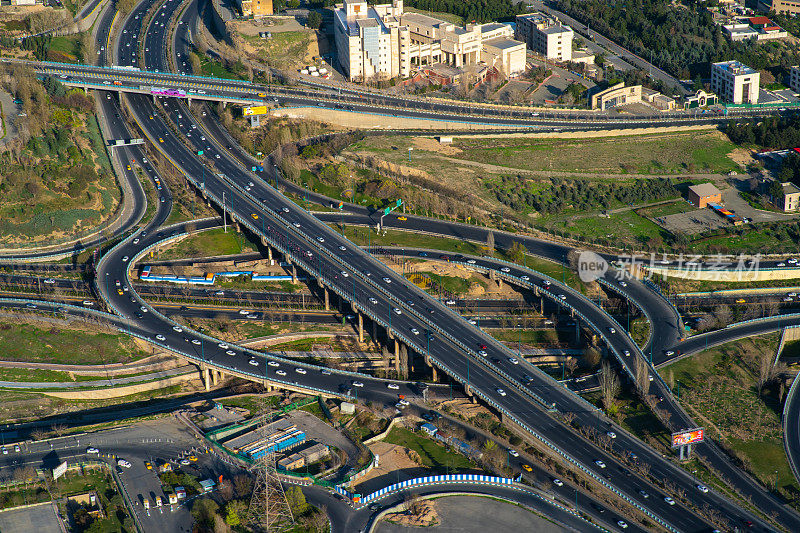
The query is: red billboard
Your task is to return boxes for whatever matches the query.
[671,428,704,448]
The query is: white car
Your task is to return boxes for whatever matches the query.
[383,277,392,283]
[295,368,307,374]
[500,267,510,273]
[410,328,419,335]
[664,350,674,356]
[496,388,506,396]
[664,496,675,506]
[508,449,519,457]
[369,297,378,304]
[239,310,250,315]
[594,460,606,469]
[552,478,563,487]
[788,258,798,264]
[248,359,259,366]
[778,262,787,267]
[606,431,616,439]
[226,350,236,356]
[352,381,364,387]
[267,361,280,367]
[321,369,332,375]
[478,350,487,357]
[172,326,183,332]
[86,447,100,454]
[520,275,529,281]
[340,271,349,278]
[696,484,708,493]
[467,259,476,264]
[619,281,628,287]
[117,459,132,468]
[558,294,567,300]
[508,357,519,365]
[276,370,287,376]
[608,327,616,334]
[623,350,630,357]
[317,237,325,243]
[44,278,55,284]
[218,343,229,349]
[156,334,166,341]
[180,459,191,466]
[140,306,148,313]
[617,521,628,529]
[122,256,129,262]
[446,300,456,305]
[338,245,346,251]
[387,383,400,390]
[393,308,402,315]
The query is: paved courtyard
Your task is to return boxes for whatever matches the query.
[0,502,63,533]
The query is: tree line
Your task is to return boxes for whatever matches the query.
[485,175,677,214]
[555,0,800,80]
[405,0,525,23]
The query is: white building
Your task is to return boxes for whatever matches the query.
[515,12,573,62]
[789,65,800,93]
[710,60,760,104]
[333,0,525,81]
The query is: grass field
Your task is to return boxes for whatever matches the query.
[158,227,259,260]
[240,31,312,70]
[451,132,739,175]
[490,328,573,346]
[637,200,696,218]
[0,321,148,365]
[547,209,667,247]
[48,35,82,63]
[661,334,797,494]
[334,225,483,255]
[384,426,477,472]
[349,131,739,177]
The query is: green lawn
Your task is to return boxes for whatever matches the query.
[49,35,82,63]
[334,225,483,255]
[157,227,259,260]
[547,209,667,249]
[0,321,148,364]
[383,427,476,472]
[661,333,797,495]
[451,132,739,175]
[637,201,696,218]
[490,328,573,346]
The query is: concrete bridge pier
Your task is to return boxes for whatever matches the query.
[357,312,364,343]
[372,320,378,347]
[424,354,439,382]
[201,365,211,391]
[464,383,476,403]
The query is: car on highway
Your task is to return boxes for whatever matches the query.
[383,277,392,283]
[86,447,99,454]
[282,207,290,213]
[664,350,674,356]
[617,521,628,529]
[117,459,132,468]
[393,308,402,315]
[696,484,709,493]
[156,334,166,341]
[295,368,307,374]
[594,460,606,469]
[352,381,364,387]
[387,383,400,390]
[122,256,129,262]
[321,368,331,375]
[736,298,746,304]
[145,461,153,470]
[623,350,630,357]
[552,478,563,486]
[508,357,519,365]
[369,297,378,304]
[638,490,649,498]
[496,388,506,396]
[226,350,236,356]
[558,294,567,300]
[607,327,616,334]
[446,300,456,305]
[606,431,616,439]
[410,328,419,335]
[239,310,250,315]
[317,237,324,243]
[338,245,347,251]
[664,496,675,505]
[500,267,510,273]
[619,280,627,287]
[508,449,519,457]
[44,278,55,284]
[520,275,529,281]
[248,359,259,366]
[267,361,279,367]
[521,464,532,472]
[275,370,287,376]
[340,271,349,278]
[191,339,201,345]
[478,350,487,357]
[218,343,229,349]
[180,459,191,466]
[251,213,259,220]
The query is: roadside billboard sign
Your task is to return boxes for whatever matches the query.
[243,106,269,116]
[53,461,68,480]
[671,428,704,448]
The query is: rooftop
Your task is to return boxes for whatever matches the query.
[713,60,757,75]
[484,36,524,50]
[688,183,722,197]
[540,24,572,35]
[782,181,800,195]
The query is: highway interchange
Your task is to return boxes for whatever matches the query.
[3,0,800,530]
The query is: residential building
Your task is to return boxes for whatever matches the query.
[10,0,36,5]
[687,183,722,208]
[762,0,800,16]
[776,181,800,211]
[238,0,272,17]
[790,65,800,93]
[722,17,787,41]
[333,0,524,81]
[710,60,760,104]
[515,12,573,62]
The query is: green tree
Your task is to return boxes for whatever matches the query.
[285,486,308,516]
[191,498,219,528]
[308,11,323,29]
[224,500,247,526]
[506,241,526,264]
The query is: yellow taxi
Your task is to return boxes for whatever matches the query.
[397,216,407,221]
[117,289,124,295]
[127,165,131,170]
[521,464,533,472]
[736,298,746,304]
[188,455,198,462]
[258,92,266,98]
[251,213,259,220]
[158,138,164,143]
[144,461,153,470]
